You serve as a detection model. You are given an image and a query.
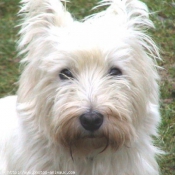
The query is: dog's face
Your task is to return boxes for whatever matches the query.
[18,0,160,157]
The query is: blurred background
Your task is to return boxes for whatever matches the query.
[0,0,174,174]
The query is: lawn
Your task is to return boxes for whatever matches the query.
[0,0,175,174]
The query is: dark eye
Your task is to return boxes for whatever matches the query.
[59,69,74,80]
[109,67,122,76]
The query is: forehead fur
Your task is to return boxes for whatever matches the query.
[54,22,130,52]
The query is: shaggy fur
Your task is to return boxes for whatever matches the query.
[0,0,161,174]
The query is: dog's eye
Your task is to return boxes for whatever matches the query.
[109,68,122,76]
[59,69,74,80]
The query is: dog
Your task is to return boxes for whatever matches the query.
[0,0,161,174]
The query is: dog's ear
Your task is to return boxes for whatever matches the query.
[96,0,153,31]
[18,0,73,61]
[91,0,160,61]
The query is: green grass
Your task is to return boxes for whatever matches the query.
[0,0,175,174]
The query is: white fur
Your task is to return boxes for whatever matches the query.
[0,0,161,174]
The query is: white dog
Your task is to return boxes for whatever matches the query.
[0,0,161,174]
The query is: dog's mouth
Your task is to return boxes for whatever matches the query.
[66,135,109,159]
[57,124,132,157]
[82,132,100,138]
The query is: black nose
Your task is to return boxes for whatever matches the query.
[79,111,104,131]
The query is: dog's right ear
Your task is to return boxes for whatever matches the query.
[18,0,73,61]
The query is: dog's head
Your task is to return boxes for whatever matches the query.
[17,0,160,157]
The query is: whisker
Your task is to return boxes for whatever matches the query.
[69,144,74,162]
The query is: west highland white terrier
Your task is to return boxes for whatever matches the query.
[0,0,162,174]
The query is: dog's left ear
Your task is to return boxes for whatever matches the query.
[18,0,73,61]
[95,0,160,61]
[98,0,153,31]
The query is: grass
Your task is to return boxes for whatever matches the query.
[0,0,175,174]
